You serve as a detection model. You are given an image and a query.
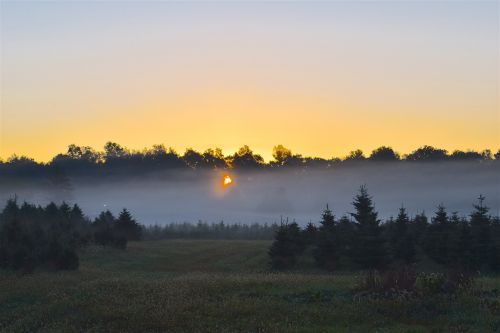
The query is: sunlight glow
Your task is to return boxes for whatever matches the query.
[223,175,233,186]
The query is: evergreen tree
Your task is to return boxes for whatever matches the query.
[269,221,303,269]
[423,205,455,265]
[335,215,356,267]
[469,195,494,271]
[410,212,428,246]
[115,209,142,242]
[92,210,116,246]
[388,207,416,265]
[453,214,474,270]
[302,222,317,246]
[313,205,338,270]
[490,216,500,272]
[350,186,387,270]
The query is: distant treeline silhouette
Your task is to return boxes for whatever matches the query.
[143,222,278,240]
[269,187,500,273]
[0,199,142,273]
[1,143,499,179]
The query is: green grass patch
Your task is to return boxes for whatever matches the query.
[1,240,499,332]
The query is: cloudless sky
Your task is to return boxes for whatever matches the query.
[1,0,498,161]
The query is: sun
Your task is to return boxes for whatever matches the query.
[223,175,233,186]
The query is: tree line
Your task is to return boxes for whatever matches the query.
[2,143,499,179]
[0,199,142,273]
[143,222,278,240]
[269,187,500,273]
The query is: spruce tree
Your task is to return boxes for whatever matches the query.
[423,205,455,266]
[115,209,142,242]
[410,212,428,246]
[92,210,116,246]
[335,215,356,267]
[454,214,474,270]
[388,207,416,265]
[269,222,303,269]
[302,222,318,246]
[350,186,387,270]
[313,205,338,270]
[469,195,493,271]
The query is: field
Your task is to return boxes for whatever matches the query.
[1,240,499,333]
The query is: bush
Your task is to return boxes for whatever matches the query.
[415,273,447,295]
[355,266,417,294]
[415,271,475,295]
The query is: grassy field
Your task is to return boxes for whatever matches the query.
[1,240,500,333]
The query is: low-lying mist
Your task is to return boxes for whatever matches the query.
[1,162,498,225]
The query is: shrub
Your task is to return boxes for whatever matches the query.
[355,266,417,294]
[415,272,447,295]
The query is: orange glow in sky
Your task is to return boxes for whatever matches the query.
[0,1,498,161]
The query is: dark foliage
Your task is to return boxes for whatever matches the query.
[0,200,88,272]
[1,144,498,182]
[350,186,387,270]
[269,221,305,269]
[142,222,278,240]
[268,188,500,273]
[313,205,339,270]
[386,207,416,265]
[369,146,400,161]
[0,199,143,272]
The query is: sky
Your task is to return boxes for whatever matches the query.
[0,0,498,162]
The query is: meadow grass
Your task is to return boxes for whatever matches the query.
[1,240,499,332]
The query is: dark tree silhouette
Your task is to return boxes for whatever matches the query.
[0,143,497,182]
[369,146,400,161]
[410,212,428,246]
[115,209,142,242]
[313,205,339,270]
[230,145,264,169]
[92,210,117,247]
[422,205,457,265]
[302,222,318,245]
[469,195,495,271]
[350,186,387,270]
[183,148,206,169]
[405,146,448,161]
[344,149,365,161]
[386,207,416,265]
[268,221,304,269]
[202,148,227,168]
[494,150,500,161]
[0,199,86,272]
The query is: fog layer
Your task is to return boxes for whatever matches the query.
[2,163,498,224]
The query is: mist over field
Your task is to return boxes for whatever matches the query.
[1,162,498,225]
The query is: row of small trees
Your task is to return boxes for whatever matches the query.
[2,143,499,178]
[269,187,500,272]
[143,222,277,240]
[0,199,142,272]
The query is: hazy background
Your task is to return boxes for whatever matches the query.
[1,163,498,225]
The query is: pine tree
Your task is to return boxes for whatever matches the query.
[388,207,416,265]
[269,221,303,269]
[410,212,428,246]
[469,195,493,271]
[115,209,142,242]
[92,210,116,246]
[454,214,474,270]
[423,205,456,266]
[302,222,317,246]
[350,186,387,270]
[313,205,338,270]
[335,215,356,267]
